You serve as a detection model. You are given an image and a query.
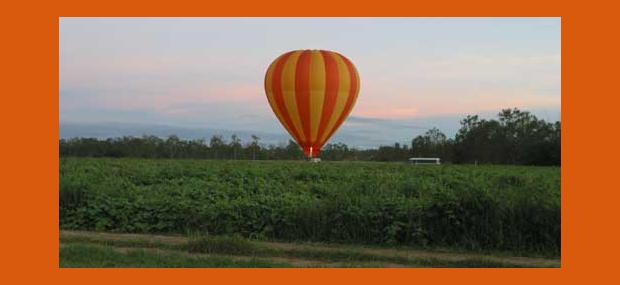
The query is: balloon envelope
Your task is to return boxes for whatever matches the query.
[264,50,360,158]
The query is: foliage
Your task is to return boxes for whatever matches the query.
[453,109,561,165]
[60,158,560,256]
[59,108,560,166]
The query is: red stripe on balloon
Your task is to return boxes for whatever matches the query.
[271,51,303,144]
[315,50,340,149]
[295,50,312,145]
[321,53,358,148]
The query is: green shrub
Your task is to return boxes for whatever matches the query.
[60,158,560,256]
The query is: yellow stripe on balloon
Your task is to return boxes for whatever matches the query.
[265,55,295,140]
[340,56,360,120]
[309,50,326,143]
[353,62,360,110]
[319,52,350,143]
[280,51,306,143]
[264,58,280,121]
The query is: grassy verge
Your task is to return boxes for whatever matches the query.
[60,231,560,268]
[60,243,293,268]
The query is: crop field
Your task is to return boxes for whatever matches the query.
[59,158,560,267]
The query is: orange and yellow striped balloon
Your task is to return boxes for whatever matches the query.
[264,49,360,158]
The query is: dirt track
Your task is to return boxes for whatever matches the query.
[60,230,560,268]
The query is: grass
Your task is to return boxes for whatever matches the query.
[186,235,258,255]
[60,230,560,268]
[60,243,292,268]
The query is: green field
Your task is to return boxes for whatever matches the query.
[60,158,560,267]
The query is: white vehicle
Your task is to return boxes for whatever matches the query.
[408,157,441,165]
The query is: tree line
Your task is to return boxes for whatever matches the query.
[60,108,560,165]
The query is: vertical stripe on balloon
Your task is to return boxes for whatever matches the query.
[322,53,359,145]
[295,50,312,144]
[270,51,303,143]
[316,50,339,147]
[265,54,287,133]
[281,51,306,143]
[319,52,351,144]
[309,50,326,143]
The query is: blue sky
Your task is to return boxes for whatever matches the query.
[60,17,560,146]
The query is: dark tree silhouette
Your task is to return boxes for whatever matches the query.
[59,108,560,165]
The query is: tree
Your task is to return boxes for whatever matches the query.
[230,134,242,160]
[451,108,560,165]
[58,108,560,166]
[411,128,451,160]
[210,135,224,159]
[250,135,260,160]
[165,135,181,158]
[285,140,303,160]
[322,142,352,160]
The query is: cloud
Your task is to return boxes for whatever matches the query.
[60,17,560,147]
[351,50,560,118]
[347,116,427,130]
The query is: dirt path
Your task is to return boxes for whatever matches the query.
[60,230,559,268]
[59,243,338,267]
[262,241,559,267]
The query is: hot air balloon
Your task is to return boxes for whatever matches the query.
[264,49,360,159]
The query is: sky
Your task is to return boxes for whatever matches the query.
[60,17,561,147]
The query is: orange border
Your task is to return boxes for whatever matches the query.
[3,0,615,284]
